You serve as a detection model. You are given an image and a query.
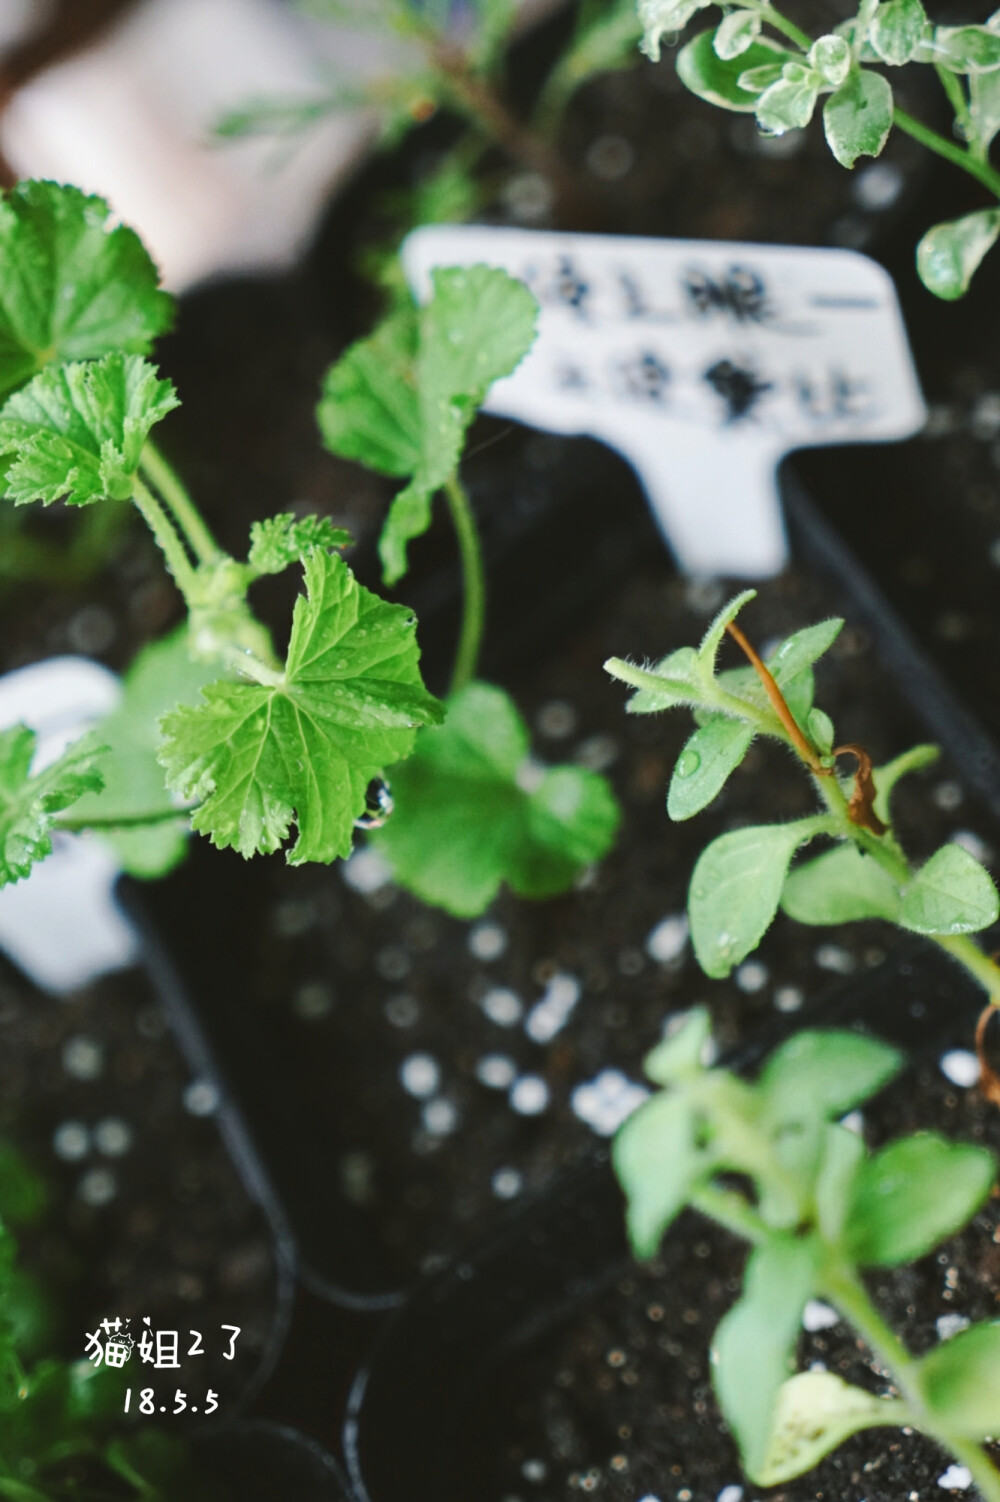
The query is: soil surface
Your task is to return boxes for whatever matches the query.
[0,950,286,1419]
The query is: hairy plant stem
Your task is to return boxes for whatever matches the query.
[140,440,220,565]
[58,805,192,831]
[443,472,485,695]
[130,477,198,599]
[822,1264,1000,1502]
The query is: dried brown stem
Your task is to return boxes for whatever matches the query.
[725,620,826,771]
[976,1003,1000,1108]
[832,743,888,837]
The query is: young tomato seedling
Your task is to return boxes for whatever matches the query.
[615,1009,1000,1497]
[606,589,1000,1049]
[636,0,1000,298]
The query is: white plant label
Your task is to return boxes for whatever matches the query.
[403,225,927,577]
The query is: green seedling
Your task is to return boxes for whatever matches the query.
[606,591,1000,1045]
[0,179,618,914]
[216,0,643,250]
[615,1008,1000,1496]
[636,0,1000,298]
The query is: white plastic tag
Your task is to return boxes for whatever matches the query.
[0,658,138,993]
[402,225,927,578]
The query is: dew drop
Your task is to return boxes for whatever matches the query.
[676,750,700,778]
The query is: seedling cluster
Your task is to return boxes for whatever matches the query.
[0,180,618,912]
[639,0,1000,298]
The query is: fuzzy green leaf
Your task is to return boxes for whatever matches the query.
[823,67,893,168]
[870,0,927,65]
[810,34,852,86]
[759,1030,902,1130]
[247,512,352,575]
[846,1133,996,1267]
[159,551,443,863]
[0,180,173,403]
[668,715,753,820]
[639,0,713,61]
[714,10,761,60]
[917,208,1000,301]
[900,842,999,935]
[918,1322,1000,1437]
[70,628,221,879]
[755,72,821,135]
[0,726,104,887]
[616,647,699,714]
[697,588,757,676]
[713,1234,821,1479]
[318,266,537,585]
[782,844,902,925]
[371,681,619,917]
[807,706,835,755]
[677,27,788,111]
[644,1007,712,1085]
[970,65,1000,155]
[613,1091,701,1256]
[756,1372,903,1485]
[931,24,1000,73]
[689,817,828,978]
[0,354,179,507]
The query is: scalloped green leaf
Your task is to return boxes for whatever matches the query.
[371,681,620,916]
[159,551,443,863]
[0,726,105,888]
[0,354,179,507]
[0,180,173,403]
[318,265,537,585]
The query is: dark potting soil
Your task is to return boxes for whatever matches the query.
[0,952,285,1415]
[485,1052,1000,1502]
[168,550,1000,1299]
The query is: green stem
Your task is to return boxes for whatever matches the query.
[936,64,973,145]
[822,1265,1000,1502]
[57,805,192,832]
[894,105,1000,201]
[130,477,198,602]
[690,1183,769,1244]
[443,472,485,695]
[756,3,810,51]
[140,440,220,565]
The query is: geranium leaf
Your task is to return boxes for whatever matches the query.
[318,265,537,585]
[371,680,620,916]
[0,726,105,888]
[159,551,443,863]
[0,354,179,507]
[0,180,173,402]
[70,628,221,879]
[247,512,353,576]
